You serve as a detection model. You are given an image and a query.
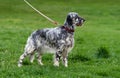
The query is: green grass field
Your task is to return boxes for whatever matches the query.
[0,0,120,78]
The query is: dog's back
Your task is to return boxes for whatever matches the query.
[30,26,73,52]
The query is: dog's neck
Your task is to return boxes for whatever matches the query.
[63,22,75,33]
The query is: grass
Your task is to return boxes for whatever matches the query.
[96,46,110,58]
[0,0,120,78]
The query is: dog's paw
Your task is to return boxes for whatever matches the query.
[65,64,68,67]
[18,64,22,67]
[39,62,44,66]
[53,61,59,67]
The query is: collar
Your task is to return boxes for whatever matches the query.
[62,26,74,33]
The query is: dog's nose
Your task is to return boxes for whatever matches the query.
[79,18,85,22]
[82,19,85,22]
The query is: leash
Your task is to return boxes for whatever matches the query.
[24,0,59,25]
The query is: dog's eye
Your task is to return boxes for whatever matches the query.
[75,18,79,22]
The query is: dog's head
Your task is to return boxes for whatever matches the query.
[66,12,85,26]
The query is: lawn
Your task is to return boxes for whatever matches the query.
[0,0,120,78]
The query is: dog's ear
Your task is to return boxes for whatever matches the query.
[66,15,72,25]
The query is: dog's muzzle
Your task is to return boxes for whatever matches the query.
[76,18,85,26]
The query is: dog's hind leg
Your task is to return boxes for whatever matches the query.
[36,48,44,65]
[29,52,35,63]
[18,43,36,67]
[37,51,44,65]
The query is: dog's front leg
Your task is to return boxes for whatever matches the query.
[62,50,68,67]
[54,51,62,67]
[53,41,65,67]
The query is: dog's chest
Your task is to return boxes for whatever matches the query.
[61,34,74,53]
[65,35,74,47]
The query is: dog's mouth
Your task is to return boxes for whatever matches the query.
[76,22,82,26]
[76,19,85,26]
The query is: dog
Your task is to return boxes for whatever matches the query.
[18,12,85,67]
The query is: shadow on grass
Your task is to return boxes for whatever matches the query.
[97,71,108,77]
[69,54,91,62]
[96,46,110,58]
[23,60,31,66]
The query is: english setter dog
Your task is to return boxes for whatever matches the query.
[18,12,85,67]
